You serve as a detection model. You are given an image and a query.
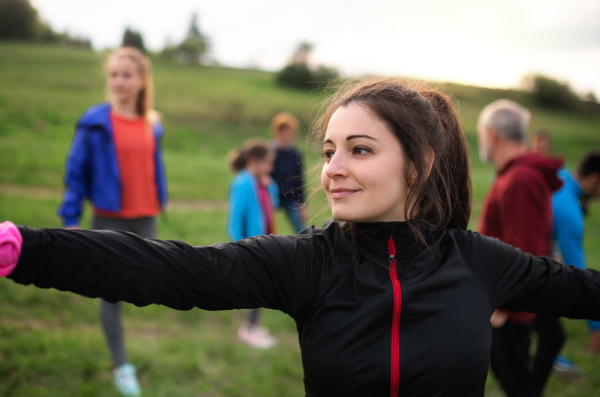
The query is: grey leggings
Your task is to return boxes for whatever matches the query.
[91,214,157,367]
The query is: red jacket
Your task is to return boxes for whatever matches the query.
[479,153,563,323]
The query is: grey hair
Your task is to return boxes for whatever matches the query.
[477,99,531,143]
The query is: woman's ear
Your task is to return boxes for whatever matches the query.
[409,163,418,185]
[408,149,435,186]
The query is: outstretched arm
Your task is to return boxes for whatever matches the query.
[471,232,600,321]
[5,225,331,319]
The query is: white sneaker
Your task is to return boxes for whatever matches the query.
[113,363,142,397]
[237,325,277,349]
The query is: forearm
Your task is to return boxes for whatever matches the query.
[517,260,600,321]
[9,226,244,311]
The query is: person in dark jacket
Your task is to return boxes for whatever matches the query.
[2,79,600,397]
[270,112,306,233]
[477,99,566,397]
[57,47,168,397]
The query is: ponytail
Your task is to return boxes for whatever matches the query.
[228,138,272,173]
[420,90,472,231]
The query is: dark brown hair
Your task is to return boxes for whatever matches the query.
[228,138,273,173]
[313,78,472,241]
[578,151,600,177]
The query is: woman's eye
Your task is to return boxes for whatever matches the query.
[322,150,334,163]
[353,146,371,156]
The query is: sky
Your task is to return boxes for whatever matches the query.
[31,0,600,97]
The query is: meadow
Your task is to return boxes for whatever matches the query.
[0,42,599,396]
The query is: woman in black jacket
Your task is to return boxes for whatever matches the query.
[1,79,600,397]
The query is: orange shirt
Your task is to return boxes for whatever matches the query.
[94,112,159,219]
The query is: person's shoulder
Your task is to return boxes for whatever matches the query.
[500,166,548,194]
[444,228,497,248]
[152,120,165,136]
[506,163,539,182]
[291,221,340,253]
[230,171,254,189]
[77,102,111,127]
[444,228,516,264]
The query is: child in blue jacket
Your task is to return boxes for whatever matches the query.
[227,138,279,348]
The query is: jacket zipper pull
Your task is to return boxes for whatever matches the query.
[389,255,396,267]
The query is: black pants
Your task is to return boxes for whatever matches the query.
[490,315,565,397]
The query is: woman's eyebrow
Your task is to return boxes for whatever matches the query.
[323,135,378,145]
[347,134,378,141]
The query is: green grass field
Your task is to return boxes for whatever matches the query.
[0,42,599,396]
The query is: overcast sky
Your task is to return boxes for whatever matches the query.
[31,0,600,97]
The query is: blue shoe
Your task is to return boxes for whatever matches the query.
[113,363,142,396]
[553,354,583,381]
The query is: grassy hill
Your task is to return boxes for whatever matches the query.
[0,42,599,396]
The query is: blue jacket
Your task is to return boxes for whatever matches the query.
[227,170,279,241]
[58,103,168,227]
[553,168,600,331]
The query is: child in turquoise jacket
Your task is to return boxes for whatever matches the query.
[227,138,279,348]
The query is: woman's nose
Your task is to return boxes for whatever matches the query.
[325,152,349,179]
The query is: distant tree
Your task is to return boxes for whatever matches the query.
[178,13,209,63]
[0,0,39,40]
[582,91,600,115]
[122,27,145,53]
[0,0,92,49]
[161,12,210,64]
[583,91,597,104]
[523,74,581,111]
[276,42,339,90]
[288,41,313,65]
[276,64,314,89]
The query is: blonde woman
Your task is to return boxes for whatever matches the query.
[57,47,168,396]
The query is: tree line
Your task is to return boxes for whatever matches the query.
[1,0,596,109]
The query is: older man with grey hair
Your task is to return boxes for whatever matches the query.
[476,99,531,163]
[477,99,565,397]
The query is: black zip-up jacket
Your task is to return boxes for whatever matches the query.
[9,222,600,396]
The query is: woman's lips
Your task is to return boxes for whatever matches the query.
[331,189,359,199]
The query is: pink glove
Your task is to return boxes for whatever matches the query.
[0,221,22,277]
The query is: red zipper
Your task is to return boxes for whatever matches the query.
[388,235,401,397]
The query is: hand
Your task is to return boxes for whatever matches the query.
[490,310,508,328]
[587,331,600,354]
[64,225,81,230]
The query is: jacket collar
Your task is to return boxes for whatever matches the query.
[351,221,431,264]
[78,102,164,138]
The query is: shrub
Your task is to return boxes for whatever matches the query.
[275,42,339,91]
[122,27,145,53]
[525,74,581,111]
